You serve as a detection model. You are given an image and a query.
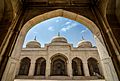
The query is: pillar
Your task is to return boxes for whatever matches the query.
[28,60,35,76]
[97,61,104,76]
[45,60,51,77]
[67,60,72,77]
[95,35,119,81]
[78,63,82,75]
[15,61,21,75]
[83,61,90,76]
[1,57,18,81]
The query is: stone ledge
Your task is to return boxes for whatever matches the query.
[14,79,105,81]
[15,76,105,80]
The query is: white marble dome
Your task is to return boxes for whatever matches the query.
[78,40,92,48]
[51,36,68,43]
[26,40,41,48]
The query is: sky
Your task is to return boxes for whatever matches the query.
[23,17,96,48]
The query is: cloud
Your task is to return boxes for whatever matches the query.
[81,28,88,33]
[56,20,60,22]
[65,21,71,25]
[48,26,54,31]
[61,23,78,32]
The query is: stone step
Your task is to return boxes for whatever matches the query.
[15,76,105,81]
[14,79,105,81]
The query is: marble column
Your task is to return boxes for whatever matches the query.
[67,60,72,77]
[95,35,119,81]
[15,61,21,75]
[83,61,90,76]
[1,57,18,81]
[28,60,35,76]
[97,61,104,76]
[78,63,82,75]
[45,60,51,77]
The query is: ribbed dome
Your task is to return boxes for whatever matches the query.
[51,36,68,43]
[78,40,92,48]
[26,40,41,48]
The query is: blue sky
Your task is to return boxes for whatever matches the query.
[23,17,96,48]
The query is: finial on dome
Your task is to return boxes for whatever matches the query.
[34,36,37,41]
[58,32,60,36]
[82,36,84,40]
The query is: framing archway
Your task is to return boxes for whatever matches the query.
[1,9,119,81]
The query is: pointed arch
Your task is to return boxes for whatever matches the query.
[18,57,31,75]
[34,57,46,76]
[72,57,84,76]
[87,57,100,76]
[11,9,119,81]
[20,9,100,37]
[50,54,68,76]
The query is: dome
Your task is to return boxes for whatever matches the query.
[78,40,92,48]
[26,40,41,48]
[51,36,68,43]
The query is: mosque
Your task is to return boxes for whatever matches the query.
[15,34,104,80]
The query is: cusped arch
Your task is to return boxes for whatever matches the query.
[20,57,31,63]
[20,57,31,61]
[50,53,68,76]
[72,57,84,76]
[72,57,82,61]
[35,57,46,61]
[34,57,46,75]
[18,57,31,75]
[87,57,98,62]
[72,57,83,62]
[50,53,68,61]
[87,57,99,62]
[87,57,100,76]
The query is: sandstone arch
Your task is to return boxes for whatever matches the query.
[2,9,119,81]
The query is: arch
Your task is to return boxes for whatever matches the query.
[72,57,84,76]
[87,57,100,76]
[34,57,46,76]
[20,9,100,37]
[50,53,68,61]
[50,54,67,76]
[11,9,119,81]
[18,57,31,75]
[87,56,99,62]
[13,9,103,59]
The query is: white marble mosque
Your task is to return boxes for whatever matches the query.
[15,35,105,81]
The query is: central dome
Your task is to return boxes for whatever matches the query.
[51,36,68,43]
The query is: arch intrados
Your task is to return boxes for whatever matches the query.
[72,57,82,61]
[21,57,31,61]
[20,9,100,38]
[50,53,68,61]
[72,57,83,64]
[87,57,98,62]
[36,57,46,61]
